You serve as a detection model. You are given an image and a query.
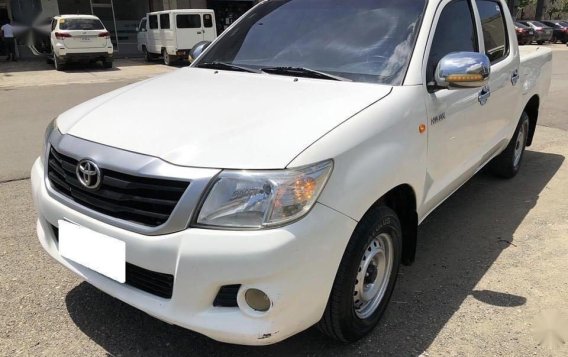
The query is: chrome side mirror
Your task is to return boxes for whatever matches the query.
[188,41,212,62]
[435,52,490,89]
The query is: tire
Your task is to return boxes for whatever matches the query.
[318,206,402,342]
[551,36,557,44]
[162,49,176,66]
[489,112,530,179]
[143,46,152,62]
[103,59,113,69]
[537,40,544,45]
[53,54,64,71]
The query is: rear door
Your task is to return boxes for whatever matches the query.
[175,13,204,50]
[474,0,521,156]
[59,17,108,49]
[202,13,217,41]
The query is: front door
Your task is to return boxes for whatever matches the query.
[422,0,487,215]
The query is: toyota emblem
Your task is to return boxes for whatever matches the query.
[76,159,102,190]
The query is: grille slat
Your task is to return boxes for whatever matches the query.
[47,148,190,227]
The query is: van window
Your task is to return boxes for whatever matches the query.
[203,14,213,28]
[476,0,508,63]
[149,15,158,29]
[160,14,170,29]
[177,14,201,29]
[139,18,147,31]
[426,0,478,84]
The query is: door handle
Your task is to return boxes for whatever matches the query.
[197,31,202,34]
[511,69,519,86]
[478,86,491,105]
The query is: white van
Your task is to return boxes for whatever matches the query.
[137,9,217,65]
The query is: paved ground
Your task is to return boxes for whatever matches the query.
[1,45,568,356]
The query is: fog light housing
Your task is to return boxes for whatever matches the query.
[245,289,271,312]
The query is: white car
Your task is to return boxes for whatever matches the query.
[136,10,217,66]
[49,15,114,70]
[32,0,551,346]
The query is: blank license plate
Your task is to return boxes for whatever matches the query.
[58,220,125,283]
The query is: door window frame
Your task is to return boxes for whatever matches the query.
[476,0,510,65]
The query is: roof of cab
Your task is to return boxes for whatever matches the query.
[147,9,214,16]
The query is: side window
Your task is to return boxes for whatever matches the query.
[149,15,158,30]
[427,0,478,84]
[476,0,508,63]
[177,14,201,29]
[160,14,170,29]
[139,19,147,31]
[51,19,57,31]
[203,14,213,28]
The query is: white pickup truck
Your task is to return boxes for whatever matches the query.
[32,0,551,346]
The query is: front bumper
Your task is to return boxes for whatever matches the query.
[31,158,356,345]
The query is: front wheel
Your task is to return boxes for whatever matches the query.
[162,50,176,66]
[318,206,402,342]
[489,112,530,179]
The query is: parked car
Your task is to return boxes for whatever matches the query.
[515,21,535,45]
[48,15,114,71]
[519,20,554,44]
[32,0,552,346]
[541,20,568,43]
[137,9,217,66]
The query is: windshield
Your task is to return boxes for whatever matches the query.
[59,18,105,31]
[196,0,426,85]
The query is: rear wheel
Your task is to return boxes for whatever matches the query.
[318,206,402,342]
[53,54,64,71]
[103,59,113,69]
[162,49,176,66]
[489,112,530,179]
[537,40,544,45]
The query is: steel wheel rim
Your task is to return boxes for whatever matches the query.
[514,120,528,167]
[353,233,394,319]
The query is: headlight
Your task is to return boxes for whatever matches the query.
[195,160,333,229]
[43,118,57,162]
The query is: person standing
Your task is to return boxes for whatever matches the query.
[1,20,16,61]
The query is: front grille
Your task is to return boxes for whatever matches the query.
[213,285,241,307]
[50,225,174,299]
[47,148,190,227]
[126,263,174,299]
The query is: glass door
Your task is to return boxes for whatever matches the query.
[91,0,119,50]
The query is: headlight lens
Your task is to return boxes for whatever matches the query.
[196,160,333,229]
[43,118,57,162]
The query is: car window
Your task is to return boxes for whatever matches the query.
[476,0,508,63]
[177,14,201,28]
[531,21,548,28]
[149,15,158,29]
[51,19,57,31]
[140,19,147,31]
[160,14,170,29]
[426,0,478,84]
[203,14,213,28]
[59,18,105,30]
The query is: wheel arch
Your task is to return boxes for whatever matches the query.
[524,95,539,147]
[359,184,418,266]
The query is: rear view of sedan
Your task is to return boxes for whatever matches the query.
[515,22,535,45]
[519,20,554,44]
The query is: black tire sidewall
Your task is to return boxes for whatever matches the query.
[511,113,530,174]
[334,207,402,341]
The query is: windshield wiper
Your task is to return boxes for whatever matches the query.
[261,66,350,81]
[196,61,261,73]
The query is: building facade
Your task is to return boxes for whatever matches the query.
[0,0,260,57]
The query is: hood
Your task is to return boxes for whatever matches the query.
[58,68,392,169]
